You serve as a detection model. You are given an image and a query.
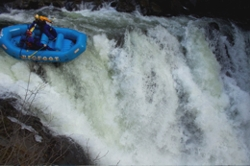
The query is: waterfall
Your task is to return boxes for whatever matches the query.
[0,7,250,165]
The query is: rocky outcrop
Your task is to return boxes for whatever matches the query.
[1,0,249,28]
[1,0,250,21]
[0,97,93,165]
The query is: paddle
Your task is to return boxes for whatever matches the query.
[28,45,46,58]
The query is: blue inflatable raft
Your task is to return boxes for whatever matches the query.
[0,24,87,63]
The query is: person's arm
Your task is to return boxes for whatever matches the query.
[40,16,52,23]
[28,21,37,32]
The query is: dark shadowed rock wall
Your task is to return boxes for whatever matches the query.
[1,0,250,22]
[0,97,93,165]
[1,0,250,28]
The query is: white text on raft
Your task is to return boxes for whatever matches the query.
[21,55,60,61]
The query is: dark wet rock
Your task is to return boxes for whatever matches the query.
[64,1,80,11]
[208,22,220,31]
[0,0,250,26]
[0,0,250,23]
[91,0,104,11]
[0,97,93,165]
[0,6,8,14]
[1,0,64,10]
[116,0,135,13]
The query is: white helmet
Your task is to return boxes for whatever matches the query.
[35,14,39,20]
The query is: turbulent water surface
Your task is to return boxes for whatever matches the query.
[0,6,250,165]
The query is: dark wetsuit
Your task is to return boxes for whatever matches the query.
[29,18,57,40]
[19,35,54,51]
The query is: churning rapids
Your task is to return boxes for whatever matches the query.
[0,5,250,165]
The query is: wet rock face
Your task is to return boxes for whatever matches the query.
[0,97,92,165]
[1,0,250,21]
[0,0,249,28]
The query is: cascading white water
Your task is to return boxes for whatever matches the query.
[0,6,250,165]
